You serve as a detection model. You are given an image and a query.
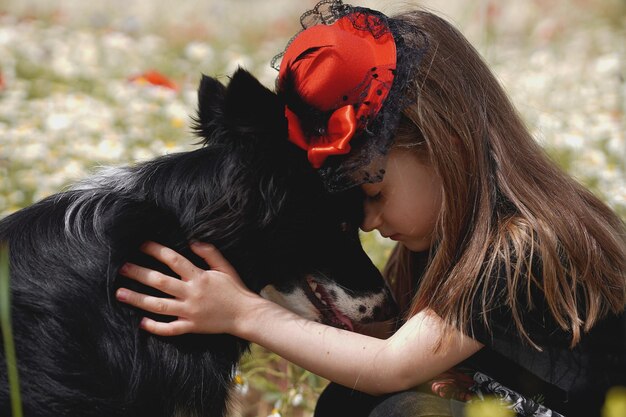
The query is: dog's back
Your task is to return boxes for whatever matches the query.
[0,147,249,417]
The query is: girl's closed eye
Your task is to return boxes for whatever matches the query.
[366,191,382,201]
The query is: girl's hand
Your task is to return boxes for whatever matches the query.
[115,241,258,336]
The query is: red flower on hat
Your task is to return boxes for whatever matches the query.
[278,11,396,168]
[129,70,178,91]
[285,105,357,168]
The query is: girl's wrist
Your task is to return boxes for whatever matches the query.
[230,291,270,339]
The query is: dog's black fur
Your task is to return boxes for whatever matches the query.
[0,69,395,417]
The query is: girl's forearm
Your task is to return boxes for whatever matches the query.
[236,295,401,394]
[234,294,481,395]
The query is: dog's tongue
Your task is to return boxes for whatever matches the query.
[306,277,354,331]
[332,308,354,332]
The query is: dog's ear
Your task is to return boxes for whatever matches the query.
[193,69,287,147]
[222,68,287,141]
[193,74,227,144]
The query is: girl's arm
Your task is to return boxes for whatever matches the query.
[235,298,482,394]
[116,242,483,395]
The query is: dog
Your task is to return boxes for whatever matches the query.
[0,69,396,417]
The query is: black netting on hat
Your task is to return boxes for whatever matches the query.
[273,0,429,192]
[271,1,353,71]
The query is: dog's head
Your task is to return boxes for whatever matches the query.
[190,69,397,330]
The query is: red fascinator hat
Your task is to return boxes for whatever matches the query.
[274,0,427,191]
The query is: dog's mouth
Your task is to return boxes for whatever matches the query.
[304,277,354,332]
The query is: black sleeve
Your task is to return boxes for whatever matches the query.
[465,255,585,403]
[469,256,572,350]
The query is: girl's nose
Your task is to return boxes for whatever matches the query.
[361,201,382,232]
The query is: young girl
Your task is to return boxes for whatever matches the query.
[115,2,626,416]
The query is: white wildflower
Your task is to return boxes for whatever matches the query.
[185,42,215,63]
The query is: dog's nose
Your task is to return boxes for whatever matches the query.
[372,289,399,321]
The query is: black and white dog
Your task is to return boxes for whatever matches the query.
[0,69,396,417]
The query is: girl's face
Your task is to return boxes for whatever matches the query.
[360,148,442,252]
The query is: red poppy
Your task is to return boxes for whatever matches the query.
[129,70,178,91]
[0,71,5,91]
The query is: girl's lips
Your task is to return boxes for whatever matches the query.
[383,233,401,241]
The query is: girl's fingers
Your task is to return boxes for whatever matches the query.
[139,317,194,337]
[190,242,238,277]
[116,288,185,317]
[140,241,203,282]
[119,263,186,298]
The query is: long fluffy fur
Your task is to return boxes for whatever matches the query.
[0,69,391,417]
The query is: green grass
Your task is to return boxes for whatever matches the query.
[0,243,23,417]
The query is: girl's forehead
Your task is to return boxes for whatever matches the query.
[380,147,411,169]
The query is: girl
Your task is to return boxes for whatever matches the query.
[116,2,626,417]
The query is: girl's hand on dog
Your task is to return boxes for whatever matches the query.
[116,241,258,336]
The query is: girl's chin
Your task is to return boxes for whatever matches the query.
[402,238,431,252]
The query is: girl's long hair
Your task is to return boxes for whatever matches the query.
[384,10,626,348]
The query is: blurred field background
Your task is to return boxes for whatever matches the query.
[0,0,624,416]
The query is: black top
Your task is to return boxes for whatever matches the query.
[412,251,626,417]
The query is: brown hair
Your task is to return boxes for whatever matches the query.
[383,10,626,349]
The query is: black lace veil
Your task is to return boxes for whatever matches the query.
[273,0,428,192]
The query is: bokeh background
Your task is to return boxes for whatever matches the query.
[0,0,624,416]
